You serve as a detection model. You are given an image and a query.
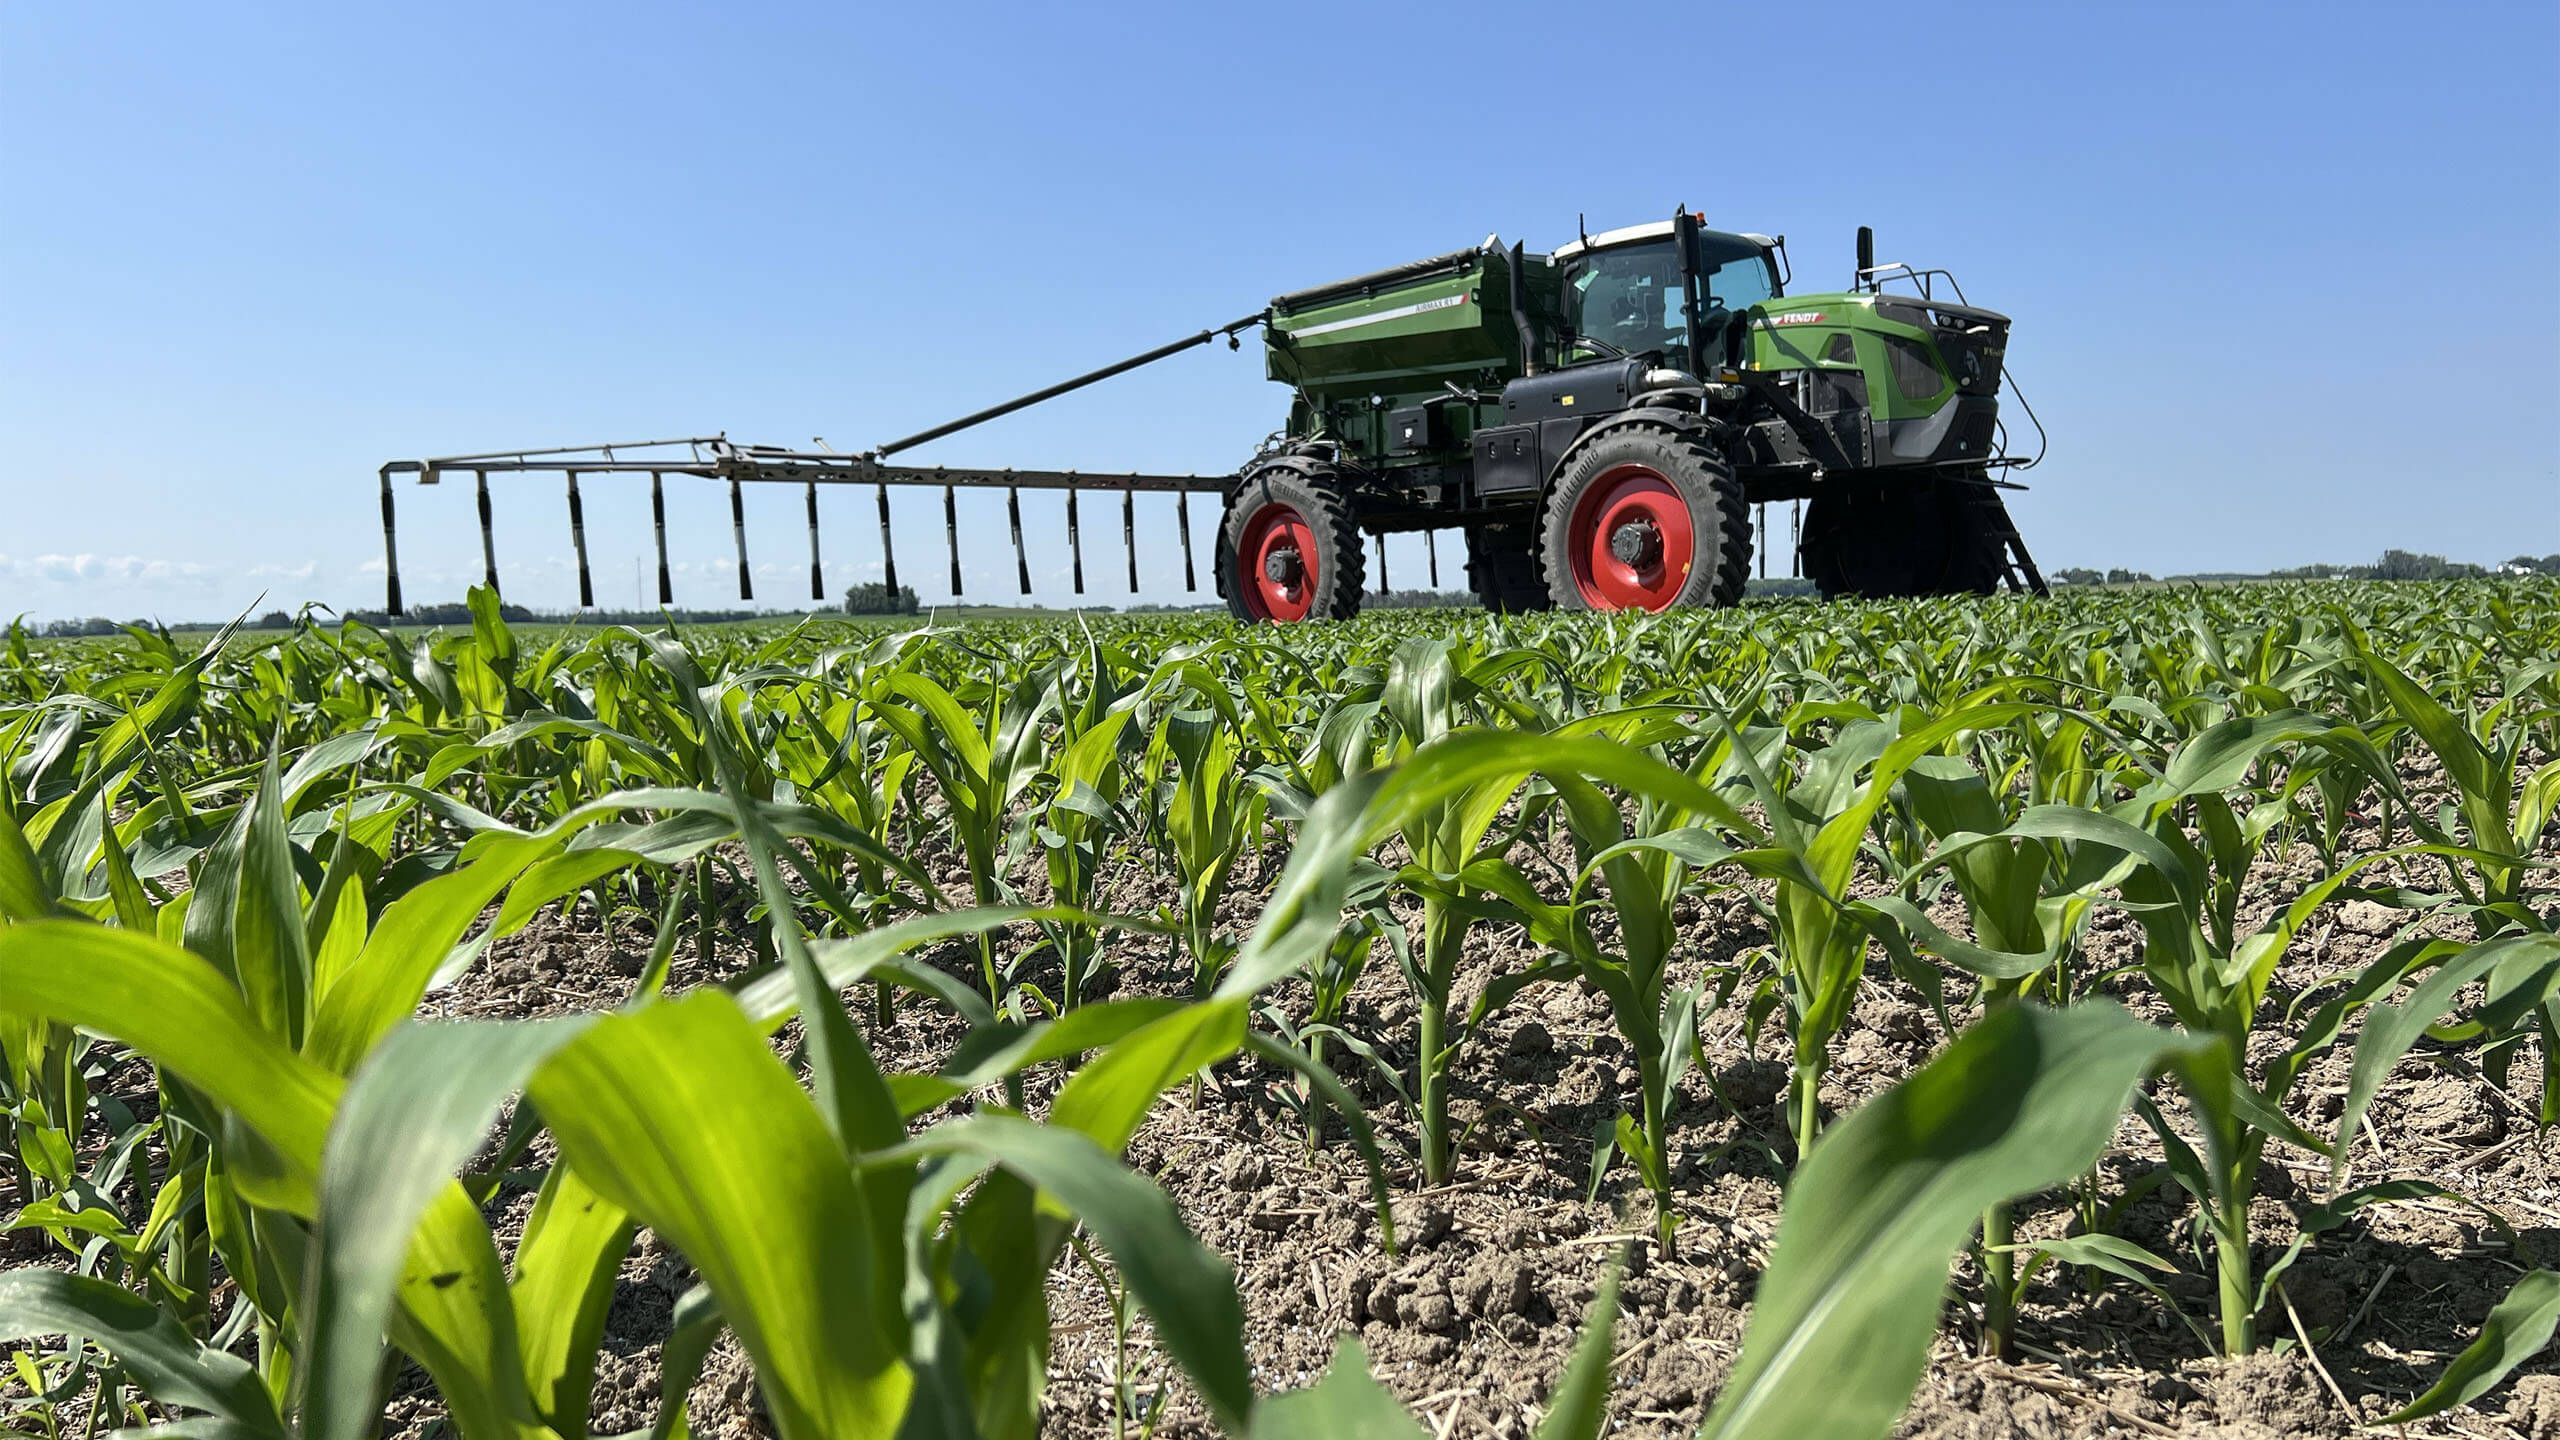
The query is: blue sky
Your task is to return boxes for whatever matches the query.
[4,1,2554,622]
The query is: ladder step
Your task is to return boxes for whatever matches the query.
[1975,490,2050,597]
[2000,534,2048,596]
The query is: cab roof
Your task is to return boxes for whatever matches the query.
[1552,219,1776,261]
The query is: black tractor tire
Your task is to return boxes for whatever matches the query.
[1464,524,1552,613]
[1800,473,2004,600]
[1537,422,1751,612]
[1218,460,1366,623]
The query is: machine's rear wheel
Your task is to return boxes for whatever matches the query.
[1464,524,1552,613]
[1800,473,2003,599]
[1538,423,1750,613]
[1219,461,1365,623]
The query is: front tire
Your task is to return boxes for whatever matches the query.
[1800,473,2003,599]
[1538,422,1751,612]
[1219,460,1366,623]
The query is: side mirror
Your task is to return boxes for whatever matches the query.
[1855,226,1875,290]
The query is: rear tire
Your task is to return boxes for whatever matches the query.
[1538,422,1751,612]
[1464,524,1552,613]
[1800,473,2003,599]
[1218,460,1366,623]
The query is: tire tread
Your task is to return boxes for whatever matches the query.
[1218,459,1366,623]
[1537,420,1751,612]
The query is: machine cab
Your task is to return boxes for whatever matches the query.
[1554,218,1782,374]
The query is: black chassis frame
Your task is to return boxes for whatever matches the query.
[1286,364,2001,538]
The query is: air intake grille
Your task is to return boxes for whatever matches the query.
[1881,335,1945,401]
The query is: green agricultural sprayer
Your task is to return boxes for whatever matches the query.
[376,209,2048,621]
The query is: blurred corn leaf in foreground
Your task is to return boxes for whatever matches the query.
[1700,1002,2212,1440]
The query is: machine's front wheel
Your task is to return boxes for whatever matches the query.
[1539,424,1750,613]
[1800,473,2004,599]
[1219,461,1366,623]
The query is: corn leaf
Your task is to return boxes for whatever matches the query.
[0,1269,285,1436]
[304,833,559,1072]
[2333,933,2560,1184]
[512,1160,639,1436]
[885,1112,1255,1434]
[2379,1269,2560,1423]
[303,1016,594,1440]
[525,991,910,1439]
[1699,1002,2210,1440]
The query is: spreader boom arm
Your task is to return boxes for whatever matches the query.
[870,310,1267,459]
[374,438,1233,618]
[376,308,1276,616]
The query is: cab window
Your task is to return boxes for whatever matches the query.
[1572,238,1779,364]
[1571,241,1685,357]
[1703,250,1775,311]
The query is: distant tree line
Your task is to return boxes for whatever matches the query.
[843,583,922,616]
[28,616,159,638]
[2052,568,2157,586]
[336,600,535,627]
[2271,551,2491,582]
[2053,552,2559,587]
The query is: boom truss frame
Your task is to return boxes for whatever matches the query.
[374,309,1272,615]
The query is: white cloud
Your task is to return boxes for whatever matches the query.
[246,560,319,580]
[1,552,216,587]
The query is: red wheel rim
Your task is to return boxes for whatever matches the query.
[1237,501,1319,621]
[1566,464,1694,611]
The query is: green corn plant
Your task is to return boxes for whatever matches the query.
[869,658,1061,997]
[1024,634,1147,1012]
[2351,635,2560,937]
[1719,693,2044,1159]
[2102,710,2409,1354]
[766,641,926,1018]
[1517,720,1767,1251]
[1373,636,1515,1187]
[1313,681,1761,1191]
[1153,700,1263,997]
[1361,636,1680,1194]
[1257,860,1402,1151]
[1242,679,1402,1151]
[1871,730,2405,1359]
[0,910,583,1436]
[1878,749,2137,1354]
[0,647,894,1422]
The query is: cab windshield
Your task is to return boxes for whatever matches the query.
[1702,241,1776,310]
[1570,235,1777,366]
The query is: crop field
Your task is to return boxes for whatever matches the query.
[2,580,2557,1440]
